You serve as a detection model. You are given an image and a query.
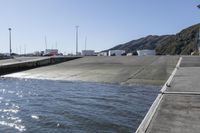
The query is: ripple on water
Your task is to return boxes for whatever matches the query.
[0,87,26,132]
[0,78,159,133]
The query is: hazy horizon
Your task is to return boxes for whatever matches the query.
[0,0,199,54]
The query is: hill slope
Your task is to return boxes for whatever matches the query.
[156,24,199,55]
[108,23,200,55]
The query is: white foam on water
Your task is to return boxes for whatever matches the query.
[31,115,39,120]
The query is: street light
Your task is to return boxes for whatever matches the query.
[8,28,12,56]
[197,5,200,54]
[75,26,79,56]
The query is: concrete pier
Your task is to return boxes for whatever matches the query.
[136,56,200,133]
[0,56,81,75]
[4,56,179,86]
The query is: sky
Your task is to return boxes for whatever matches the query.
[0,0,199,54]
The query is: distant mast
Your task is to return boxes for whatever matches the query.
[45,36,47,50]
[24,44,26,55]
[85,37,87,51]
[55,41,58,49]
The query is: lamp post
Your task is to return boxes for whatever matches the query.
[8,28,12,56]
[197,28,200,55]
[197,4,200,9]
[75,26,79,56]
[197,5,200,54]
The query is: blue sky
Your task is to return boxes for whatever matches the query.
[0,0,199,54]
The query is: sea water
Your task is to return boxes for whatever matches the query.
[0,78,159,133]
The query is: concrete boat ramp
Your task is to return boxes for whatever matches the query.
[136,56,200,133]
[3,56,179,86]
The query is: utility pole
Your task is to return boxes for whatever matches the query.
[197,5,200,54]
[8,28,12,56]
[75,26,79,56]
[198,29,200,54]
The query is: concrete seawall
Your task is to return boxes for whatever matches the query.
[4,56,179,86]
[0,56,81,75]
[136,56,200,133]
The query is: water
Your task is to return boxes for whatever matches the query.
[0,78,159,133]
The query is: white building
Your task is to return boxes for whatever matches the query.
[98,52,108,56]
[34,51,42,56]
[97,52,108,56]
[82,50,95,56]
[137,50,156,56]
[108,50,125,56]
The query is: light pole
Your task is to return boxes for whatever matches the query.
[8,28,12,56]
[197,4,200,9]
[75,26,79,56]
[197,28,200,55]
[197,5,200,54]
